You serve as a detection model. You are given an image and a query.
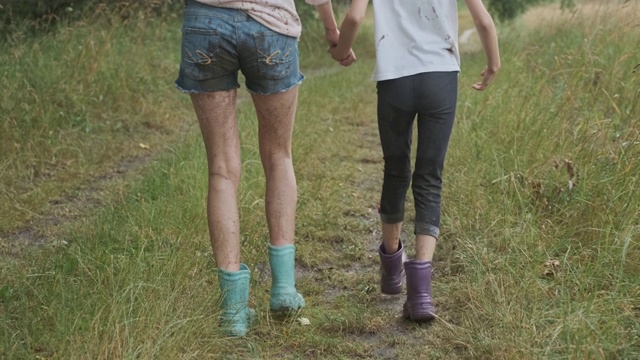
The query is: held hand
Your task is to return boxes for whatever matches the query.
[324,28,340,48]
[340,49,357,67]
[327,45,342,62]
[472,67,498,91]
[328,46,356,67]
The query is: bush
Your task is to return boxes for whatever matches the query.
[486,0,532,21]
[0,0,183,35]
[1,0,71,29]
[487,0,575,22]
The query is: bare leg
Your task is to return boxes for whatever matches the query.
[382,222,402,254]
[415,234,436,261]
[383,222,436,260]
[190,89,241,272]
[251,87,299,246]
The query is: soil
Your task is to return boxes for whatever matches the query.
[0,153,158,257]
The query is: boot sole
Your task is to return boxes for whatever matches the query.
[270,307,301,313]
[381,286,403,295]
[403,302,436,323]
[408,313,435,323]
[403,311,436,323]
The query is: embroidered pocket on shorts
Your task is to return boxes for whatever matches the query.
[181,27,221,81]
[253,32,296,80]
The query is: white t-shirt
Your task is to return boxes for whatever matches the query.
[372,0,461,81]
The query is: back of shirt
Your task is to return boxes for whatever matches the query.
[372,0,460,81]
[194,0,329,38]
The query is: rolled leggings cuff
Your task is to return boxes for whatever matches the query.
[380,212,404,224]
[415,223,440,239]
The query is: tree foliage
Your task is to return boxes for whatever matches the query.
[0,0,183,33]
[486,0,531,22]
[1,0,73,22]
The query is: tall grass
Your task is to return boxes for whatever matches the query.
[439,1,640,357]
[1,1,638,359]
[0,8,193,233]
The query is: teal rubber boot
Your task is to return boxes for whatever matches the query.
[218,264,255,337]
[269,244,305,312]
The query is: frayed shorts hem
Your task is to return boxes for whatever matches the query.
[174,82,240,94]
[246,77,304,95]
[174,75,304,95]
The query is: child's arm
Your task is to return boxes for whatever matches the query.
[310,0,357,65]
[465,0,501,90]
[329,0,369,64]
[309,0,340,47]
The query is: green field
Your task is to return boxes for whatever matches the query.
[1,1,639,359]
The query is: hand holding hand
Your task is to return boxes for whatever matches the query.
[328,46,357,67]
[324,28,340,48]
[339,49,357,66]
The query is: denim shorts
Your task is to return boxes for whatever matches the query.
[175,1,304,95]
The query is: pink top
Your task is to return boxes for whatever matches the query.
[194,0,330,38]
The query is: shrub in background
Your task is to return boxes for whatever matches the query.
[0,0,184,35]
[487,0,575,22]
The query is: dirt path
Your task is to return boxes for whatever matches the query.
[0,155,145,252]
[0,122,197,257]
[338,208,422,359]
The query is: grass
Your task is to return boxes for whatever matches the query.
[0,8,195,234]
[1,1,639,359]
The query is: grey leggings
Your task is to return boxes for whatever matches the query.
[376,72,458,239]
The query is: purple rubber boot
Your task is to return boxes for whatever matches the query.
[378,241,405,295]
[403,260,436,322]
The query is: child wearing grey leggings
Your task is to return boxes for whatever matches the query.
[327,0,500,322]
